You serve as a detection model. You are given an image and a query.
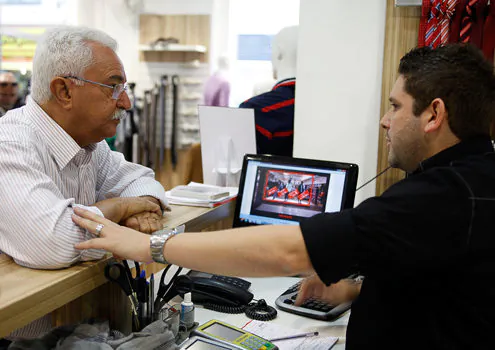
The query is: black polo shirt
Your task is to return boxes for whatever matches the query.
[300,136,495,349]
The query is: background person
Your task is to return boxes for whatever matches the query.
[0,72,20,116]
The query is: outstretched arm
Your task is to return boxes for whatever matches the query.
[72,207,314,277]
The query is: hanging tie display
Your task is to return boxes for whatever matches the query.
[482,1,495,62]
[141,90,151,167]
[454,0,488,48]
[171,75,180,170]
[158,75,168,169]
[420,0,458,48]
[150,85,158,171]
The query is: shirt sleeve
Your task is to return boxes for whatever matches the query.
[300,168,472,285]
[0,141,106,269]
[94,141,168,210]
[218,81,231,107]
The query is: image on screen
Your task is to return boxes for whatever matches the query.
[203,323,244,341]
[251,166,330,219]
[238,159,348,226]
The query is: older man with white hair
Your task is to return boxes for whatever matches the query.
[0,26,168,340]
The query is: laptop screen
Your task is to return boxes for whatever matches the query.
[233,154,359,227]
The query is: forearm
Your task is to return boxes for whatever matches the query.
[97,146,167,208]
[164,225,314,277]
[1,202,105,269]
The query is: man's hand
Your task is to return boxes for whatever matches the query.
[120,211,164,234]
[93,197,161,223]
[295,274,361,306]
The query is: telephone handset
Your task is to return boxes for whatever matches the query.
[174,274,254,308]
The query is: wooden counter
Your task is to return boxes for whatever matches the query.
[0,202,234,338]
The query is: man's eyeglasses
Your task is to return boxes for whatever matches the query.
[0,82,18,88]
[63,76,128,100]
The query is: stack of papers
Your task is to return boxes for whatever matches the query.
[243,320,338,350]
[166,182,238,208]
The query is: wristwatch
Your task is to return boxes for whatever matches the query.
[150,225,185,264]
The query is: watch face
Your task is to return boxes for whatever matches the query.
[150,233,171,264]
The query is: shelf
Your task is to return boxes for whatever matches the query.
[139,44,207,53]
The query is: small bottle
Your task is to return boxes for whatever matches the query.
[180,292,195,329]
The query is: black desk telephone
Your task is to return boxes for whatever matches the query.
[174,271,254,310]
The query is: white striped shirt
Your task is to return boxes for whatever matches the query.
[0,97,167,337]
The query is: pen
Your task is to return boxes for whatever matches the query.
[150,273,155,321]
[268,331,319,342]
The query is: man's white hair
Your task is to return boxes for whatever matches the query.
[31,26,118,104]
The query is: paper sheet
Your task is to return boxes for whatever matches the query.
[243,320,338,350]
[166,182,238,207]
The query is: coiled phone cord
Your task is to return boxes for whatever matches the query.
[245,299,277,321]
[203,299,277,321]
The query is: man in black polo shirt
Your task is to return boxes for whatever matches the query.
[73,44,495,349]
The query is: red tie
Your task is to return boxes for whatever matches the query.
[482,2,495,62]
[460,0,478,43]
[418,0,433,47]
[425,0,442,48]
[439,0,458,43]
[423,0,458,48]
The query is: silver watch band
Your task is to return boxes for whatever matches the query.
[150,225,185,264]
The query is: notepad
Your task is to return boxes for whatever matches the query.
[171,184,230,201]
[242,320,338,350]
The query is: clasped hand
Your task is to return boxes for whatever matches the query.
[94,196,163,233]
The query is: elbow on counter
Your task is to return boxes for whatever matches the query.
[8,234,103,270]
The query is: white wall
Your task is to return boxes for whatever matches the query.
[73,0,218,95]
[294,0,386,204]
[0,0,72,25]
[227,0,300,106]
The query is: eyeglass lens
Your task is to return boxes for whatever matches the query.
[0,82,18,87]
[112,84,128,99]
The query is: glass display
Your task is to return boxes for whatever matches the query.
[185,339,231,349]
[203,322,244,341]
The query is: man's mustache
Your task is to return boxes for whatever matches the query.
[112,109,127,121]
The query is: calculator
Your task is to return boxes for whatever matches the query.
[193,319,278,350]
[275,281,352,321]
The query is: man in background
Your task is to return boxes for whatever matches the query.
[239,26,298,156]
[0,72,20,116]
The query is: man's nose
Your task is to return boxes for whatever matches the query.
[117,91,132,110]
[380,112,390,129]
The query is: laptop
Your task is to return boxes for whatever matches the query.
[191,154,359,320]
[233,154,359,228]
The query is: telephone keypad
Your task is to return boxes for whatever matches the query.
[212,274,251,290]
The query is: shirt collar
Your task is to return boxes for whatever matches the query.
[412,135,494,175]
[25,97,97,169]
[273,77,296,90]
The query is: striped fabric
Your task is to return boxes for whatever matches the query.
[0,97,167,338]
[239,78,295,157]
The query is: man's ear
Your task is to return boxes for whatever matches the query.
[424,98,447,134]
[49,77,73,109]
